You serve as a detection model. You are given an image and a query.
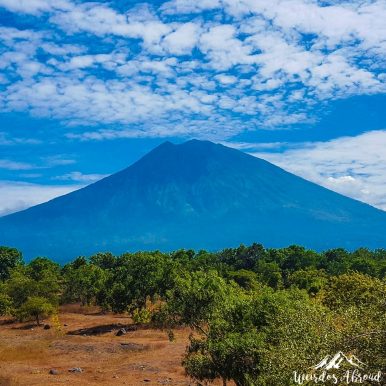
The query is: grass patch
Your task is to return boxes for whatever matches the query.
[0,375,21,385]
[0,341,50,363]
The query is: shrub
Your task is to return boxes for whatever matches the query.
[0,293,13,316]
[16,296,55,326]
[132,307,152,324]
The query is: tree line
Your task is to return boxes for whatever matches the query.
[0,244,385,385]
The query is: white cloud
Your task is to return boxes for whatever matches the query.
[0,180,82,216]
[43,156,76,167]
[254,130,386,210]
[0,0,385,138]
[162,22,202,55]
[0,132,41,145]
[199,25,255,70]
[0,0,71,14]
[161,0,221,15]
[54,171,108,183]
[0,159,34,170]
[50,3,171,48]
[0,156,76,171]
[3,73,221,128]
[248,33,322,79]
[0,26,45,45]
[63,53,127,70]
[214,74,238,85]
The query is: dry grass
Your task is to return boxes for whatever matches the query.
[60,303,103,315]
[0,376,19,386]
[0,307,228,386]
[0,341,51,363]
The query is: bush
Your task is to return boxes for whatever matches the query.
[0,293,13,316]
[0,246,22,281]
[15,296,55,325]
[132,307,152,324]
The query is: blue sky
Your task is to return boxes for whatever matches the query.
[0,0,385,215]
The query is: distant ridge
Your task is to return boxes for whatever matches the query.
[1,139,386,261]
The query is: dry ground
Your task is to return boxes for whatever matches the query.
[0,305,225,386]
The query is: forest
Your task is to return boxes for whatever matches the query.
[0,243,385,385]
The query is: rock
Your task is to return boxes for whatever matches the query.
[120,342,146,351]
[49,369,59,375]
[115,328,126,336]
[63,323,68,327]
[143,379,151,383]
[157,378,172,384]
[44,324,51,330]
[68,367,83,373]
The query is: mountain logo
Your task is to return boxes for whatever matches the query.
[294,352,382,384]
[312,352,366,370]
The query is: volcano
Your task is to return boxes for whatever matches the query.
[1,139,386,261]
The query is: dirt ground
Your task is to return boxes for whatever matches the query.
[0,305,224,386]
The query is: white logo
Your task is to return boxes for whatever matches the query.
[293,352,382,385]
[312,352,366,371]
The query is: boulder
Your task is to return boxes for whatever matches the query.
[115,328,126,336]
[68,367,83,373]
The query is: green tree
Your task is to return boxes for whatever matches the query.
[160,273,336,386]
[16,296,55,325]
[0,293,13,316]
[322,272,385,311]
[254,260,283,289]
[171,249,195,265]
[108,252,176,314]
[322,248,350,275]
[5,265,60,308]
[5,267,38,308]
[62,263,107,306]
[287,268,327,295]
[322,272,386,373]
[0,246,22,281]
[218,243,267,271]
[89,252,117,270]
[281,245,320,271]
[191,250,228,274]
[227,269,260,290]
[158,270,230,332]
[349,257,379,276]
[27,257,60,281]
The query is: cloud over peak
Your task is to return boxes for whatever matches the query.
[254,130,386,211]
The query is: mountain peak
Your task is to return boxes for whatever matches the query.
[1,140,386,261]
[129,139,231,180]
[157,139,223,153]
[156,139,217,149]
[144,139,217,158]
[149,140,175,153]
[182,139,217,147]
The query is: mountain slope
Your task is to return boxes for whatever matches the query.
[1,139,386,261]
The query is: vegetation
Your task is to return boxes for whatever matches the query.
[0,246,22,281]
[0,243,385,384]
[16,296,55,326]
